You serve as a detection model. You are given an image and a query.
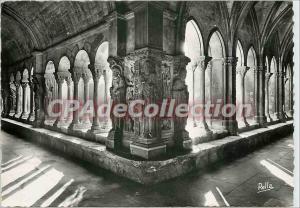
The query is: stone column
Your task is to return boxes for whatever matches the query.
[254,65,267,126]
[274,71,280,120]
[284,77,289,117]
[32,73,46,127]
[21,81,29,119]
[28,79,35,122]
[8,80,16,117]
[68,72,82,131]
[223,57,238,135]
[265,72,273,121]
[1,81,9,118]
[289,66,294,117]
[66,76,72,122]
[197,56,213,135]
[82,73,91,125]
[236,66,250,126]
[278,71,286,122]
[88,64,104,134]
[53,74,65,127]
[14,82,21,118]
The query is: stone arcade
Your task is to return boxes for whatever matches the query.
[1,1,294,184]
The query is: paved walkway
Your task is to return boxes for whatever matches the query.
[0,130,294,207]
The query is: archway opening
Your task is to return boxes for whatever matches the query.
[269,57,277,119]
[74,50,93,128]
[235,40,245,127]
[285,64,291,116]
[207,31,226,130]
[184,20,207,138]
[244,47,256,125]
[94,41,111,131]
[58,56,73,126]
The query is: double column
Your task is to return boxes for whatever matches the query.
[223,57,238,135]
[194,56,213,135]
[20,81,29,120]
[88,64,107,134]
[28,77,35,122]
[254,64,267,126]
[68,71,82,131]
[53,72,69,128]
[13,81,21,118]
[276,69,286,122]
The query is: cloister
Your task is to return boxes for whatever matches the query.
[1,1,294,184]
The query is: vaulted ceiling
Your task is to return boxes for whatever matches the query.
[1,1,294,67]
[1,1,115,66]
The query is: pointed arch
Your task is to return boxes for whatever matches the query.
[236,40,244,67]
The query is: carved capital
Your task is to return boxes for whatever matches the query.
[21,81,29,88]
[265,72,273,79]
[71,71,82,84]
[256,65,266,72]
[107,56,124,73]
[55,72,68,85]
[89,64,103,80]
[82,72,91,83]
[196,56,212,71]
[236,66,250,77]
[224,56,238,67]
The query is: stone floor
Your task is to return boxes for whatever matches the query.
[0,130,294,207]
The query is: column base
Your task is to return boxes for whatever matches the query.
[14,113,22,119]
[21,113,29,120]
[222,119,238,135]
[87,124,110,134]
[130,138,166,159]
[68,122,85,131]
[33,119,44,128]
[255,116,267,127]
[27,113,35,122]
[106,128,122,150]
[287,110,294,117]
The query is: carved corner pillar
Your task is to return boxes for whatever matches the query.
[8,80,16,117]
[254,65,267,126]
[171,55,192,150]
[106,56,126,150]
[223,57,238,135]
[1,81,9,118]
[126,48,167,159]
[32,73,46,127]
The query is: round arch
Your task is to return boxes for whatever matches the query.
[94,41,111,129]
